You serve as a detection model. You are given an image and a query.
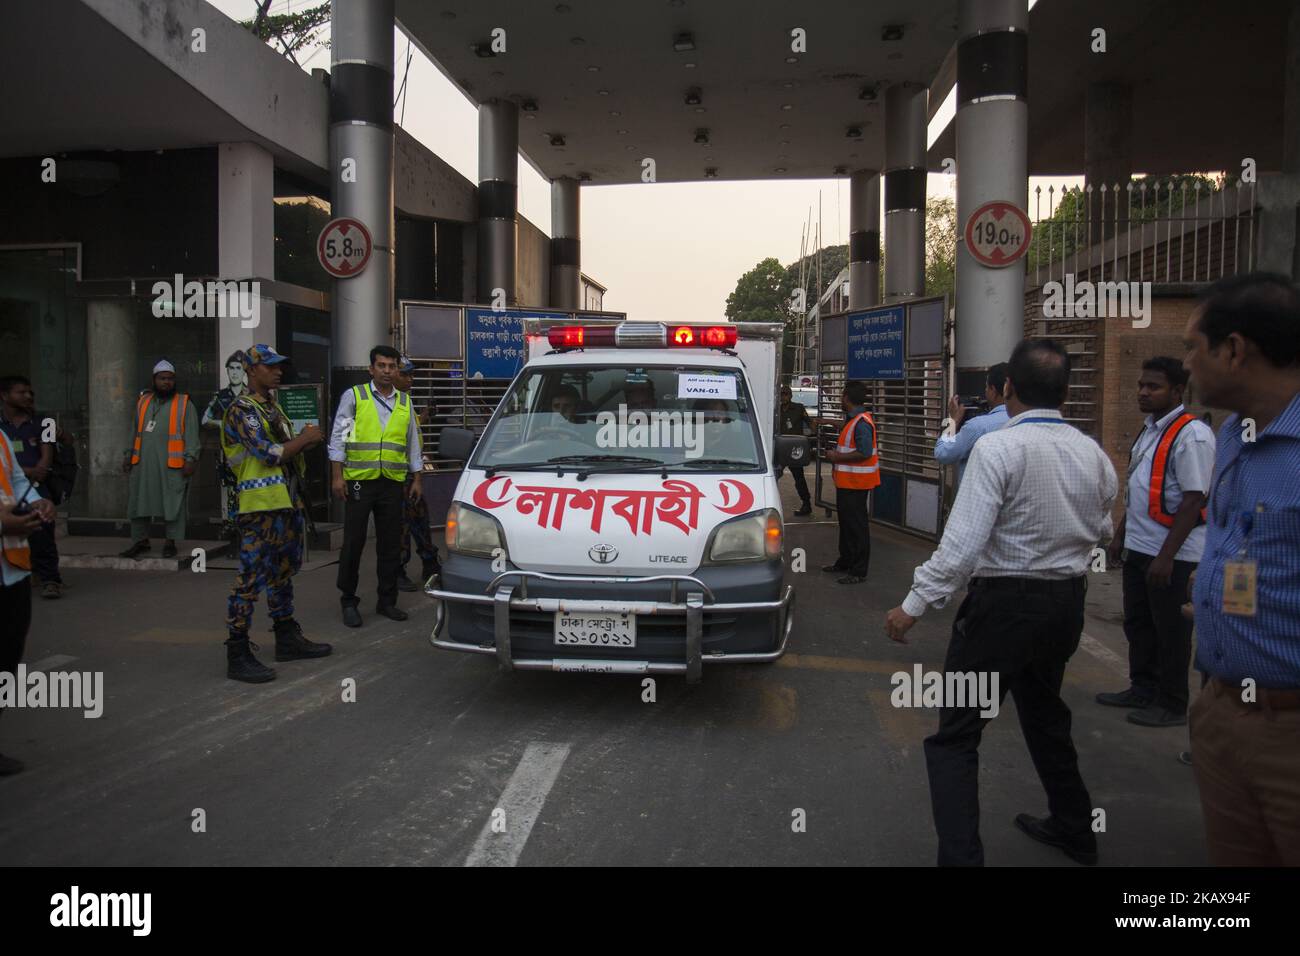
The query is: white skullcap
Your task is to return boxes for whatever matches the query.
[153,360,175,375]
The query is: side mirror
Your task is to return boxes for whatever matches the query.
[773,436,811,469]
[438,427,476,462]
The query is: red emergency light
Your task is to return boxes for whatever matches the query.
[672,324,737,348]
[547,325,616,347]
[546,322,736,349]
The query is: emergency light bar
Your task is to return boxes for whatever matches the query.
[547,322,737,349]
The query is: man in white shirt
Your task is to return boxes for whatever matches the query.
[1098,357,1214,728]
[885,339,1117,867]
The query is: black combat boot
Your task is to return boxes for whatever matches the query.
[272,618,333,661]
[226,633,276,683]
[421,561,440,587]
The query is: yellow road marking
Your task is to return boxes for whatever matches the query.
[776,652,912,675]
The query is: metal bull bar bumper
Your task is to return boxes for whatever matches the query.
[425,570,794,683]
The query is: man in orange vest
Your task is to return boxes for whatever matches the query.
[120,360,200,560]
[1099,356,1214,728]
[1,435,55,775]
[822,380,880,584]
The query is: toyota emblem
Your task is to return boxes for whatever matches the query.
[588,543,618,564]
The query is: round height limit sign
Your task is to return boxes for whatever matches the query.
[317,217,373,278]
[964,200,1032,268]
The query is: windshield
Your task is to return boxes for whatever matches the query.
[470,364,765,471]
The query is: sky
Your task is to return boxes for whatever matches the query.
[208,1,1064,323]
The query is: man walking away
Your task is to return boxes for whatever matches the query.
[0,376,62,598]
[330,345,424,626]
[120,360,200,560]
[1182,272,1300,866]
[1098,357,1213,727]
[884,340,1117,866]
[821,381,878,584]
[394,356,440,591]
[222,345,331,683]
[777,385,814,516]
[934,363,1010,487]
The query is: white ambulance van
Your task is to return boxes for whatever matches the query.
[428,319,809,681]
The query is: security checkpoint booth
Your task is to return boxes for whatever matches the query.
[397,301,627,525]
[813,295,949,541]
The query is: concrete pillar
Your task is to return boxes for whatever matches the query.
[550,177,581,310]
[848,170,881,309]
[477,99,519,305]
[217,142,277,364]
[1285,0,1300,175]
[955,0,1029,396]
[330,0,395,385]
[884,82,928,303]
[1083,82,1133,238]
[86,300,137,519]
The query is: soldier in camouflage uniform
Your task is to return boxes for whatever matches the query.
[395,356,440,591]
[221,344,332,683]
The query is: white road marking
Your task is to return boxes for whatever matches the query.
[27,654,77,671]
[1079,633,1126,674]
[464,741,572,867]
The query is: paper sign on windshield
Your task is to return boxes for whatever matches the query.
[678,374,736,400]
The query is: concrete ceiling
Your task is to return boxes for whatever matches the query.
[927,0,1290,175]
[397,0,959,185]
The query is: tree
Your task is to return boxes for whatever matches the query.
[925,196,957,302]
[725,257,796,325]
[241,1,331,64]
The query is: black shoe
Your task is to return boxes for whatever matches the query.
[794,503,813,517]
[161,540,178,559]
[836,574,867,585]
[273,618,333,661]
[1014,813,1098,866]
[821,563,848,573]
[396,572,419,592]
[1095,688,1154,709]
[1127,705,1187,728]
[119,539,150,559]
[342,605,363,628]
[0,753,25,776]
[376,603,409,622]
[225,635,276,684]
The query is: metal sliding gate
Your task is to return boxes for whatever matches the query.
[814,295,949,541]
[398,301,626,526]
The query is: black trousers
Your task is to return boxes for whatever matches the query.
[923,576,1093,866]
[775,464,811,504]
[1,577,32,724]
[835,488,870,576]
[337,478,405,608]
[29,516,60,584]
[1122,551,1195,714]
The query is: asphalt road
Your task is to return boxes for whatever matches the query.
[0,497,1207,866]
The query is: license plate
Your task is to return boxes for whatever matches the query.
[554,611,636,648]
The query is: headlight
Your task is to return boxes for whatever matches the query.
[445,502,506,558]
[704,509,782,563]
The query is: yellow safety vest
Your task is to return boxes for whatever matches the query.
[343,384,411,482]
[221,397,304,513]
[0,447,32,570]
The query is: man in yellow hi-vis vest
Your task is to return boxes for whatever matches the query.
[328,345,423,628]
[222,344,330,683]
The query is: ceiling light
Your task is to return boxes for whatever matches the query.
[549,134,566,147]
[779,123,790,129]
[846,126,863,139]
[586,65,600,72]
[554,2,571,11]
[625,145,637,151]
[609,110,621,117]
[774,167,787,173]
[524,114,536,121]
[783,81,796,89]
[669,0,686,7]
[521,99,539,111]
[704,168,718,178]
[881,24,904,41]
[440,11,456,20]
[780,104,793,110]
[570,36,586,45]
[684,62,697,69]
[694,128,710,144]
[785,56,798,64]
[684,88,702,106]
[597,89,610,95]
[673,32,696,52]
[617,128,628,134]
[694,106,706,113]
[859,86,878,101]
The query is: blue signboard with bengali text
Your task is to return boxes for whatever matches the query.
[846,305,905,380]
[465,309,537,379]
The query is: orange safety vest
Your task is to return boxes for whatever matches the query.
[131,393,190,469]
[0,447,32,571]
[833,411,880,490]
[1145,413,1207,528]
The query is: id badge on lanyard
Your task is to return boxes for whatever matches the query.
[1222,505,1263,617]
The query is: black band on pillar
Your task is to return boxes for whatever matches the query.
[957,30,1028,105]
[849,230,880,264]
[477,181,518,220]
[551,237,580,268]
[330,63,394,130]
[884,169,927,212]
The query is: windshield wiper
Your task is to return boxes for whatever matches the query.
[675,458,760,470]
[484,455,660,479]
[483,461,570,478]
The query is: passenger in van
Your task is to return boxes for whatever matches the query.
[551,384,580,422]
[624,379,656,412]
[693,399,732,424]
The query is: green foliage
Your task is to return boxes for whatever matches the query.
[241,1,331,61]
[724,257,797,325]
[925,197,956,302]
